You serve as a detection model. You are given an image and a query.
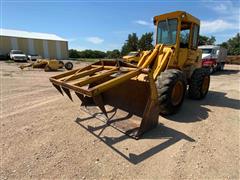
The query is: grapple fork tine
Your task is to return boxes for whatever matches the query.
[52,83,63,95]
[93,94,108,118]
[62,87,73,101]
[75,92,84,101]
[75,92,86,105]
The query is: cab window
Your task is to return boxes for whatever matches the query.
[180,22,191,48]
[157,19,178,45]
[191,24,199,49]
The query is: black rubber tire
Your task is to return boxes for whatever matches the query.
[156,69,186,115]
[64,62,73,70]
[58,60,64,68]
[220,63,225,71]
[188,68,210,100]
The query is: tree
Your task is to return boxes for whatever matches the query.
[198,35,216,45]
[69,49,107,59]
[220,33,240,55]
[121,43,129,56]
[68,49,80,58]
[138,32,154,51]
[121,33,139,55]
[106,49,121,58]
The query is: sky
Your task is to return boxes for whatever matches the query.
[1,0,239,51]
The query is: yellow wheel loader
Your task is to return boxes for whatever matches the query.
[19,59,73,71]
[50,11,210,139]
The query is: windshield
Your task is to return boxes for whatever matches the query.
[127,52,138,56]
[201,49,213,54]
[12,50,24,54]
[157,19,178,45]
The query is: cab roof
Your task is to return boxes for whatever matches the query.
[153,11,200,25]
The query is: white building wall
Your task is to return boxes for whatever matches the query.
[43,40,49,58]
[10,37,18,49]
[28,39,35,54]
[56,41,62,59]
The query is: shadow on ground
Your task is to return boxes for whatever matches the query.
[167,90,240,123]
[74,90,239,164]
[75,118,194,164]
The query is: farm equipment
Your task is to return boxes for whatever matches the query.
[123,51,148,64]
[50,11,210,139]
[19,59,73,71]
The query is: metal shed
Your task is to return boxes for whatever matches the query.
[0,28,68,59]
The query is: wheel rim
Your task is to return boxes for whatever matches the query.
[171,81,184,106]
[202,76,210,94]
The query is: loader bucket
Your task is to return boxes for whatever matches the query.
[50,60,160,139]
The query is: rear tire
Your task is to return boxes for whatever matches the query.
[220,63,225,71]
[156,69,186,115]
[64,62,73,70]
[188,68,210,99]
[58,60,64,68]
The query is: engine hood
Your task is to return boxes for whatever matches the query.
[12,54,26,57]
[123,55,134,60]
[202,54,211,59]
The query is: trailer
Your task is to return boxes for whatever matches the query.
[199,45,227,73]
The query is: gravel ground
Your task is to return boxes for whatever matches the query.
[0,61,239,179]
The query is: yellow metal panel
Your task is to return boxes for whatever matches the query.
[154,11,200,25]
[177,49,188,68]
[34,39,44,58]
[48,40,57,59]
[0,36,11,54]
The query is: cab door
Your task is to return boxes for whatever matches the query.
[178,22,191,67]
[188,24,201,66]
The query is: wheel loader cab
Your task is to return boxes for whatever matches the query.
[154,11,201,71]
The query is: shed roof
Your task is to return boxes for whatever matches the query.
[0,28,67,41]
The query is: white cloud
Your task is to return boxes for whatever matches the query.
[212,3,228,12]
[86,36,104,44]
[201,19,239,34]
[135,20,151,26]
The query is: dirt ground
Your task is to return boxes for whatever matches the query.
[1,61,239,179]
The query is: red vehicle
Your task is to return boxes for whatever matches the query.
[199,45,227,74]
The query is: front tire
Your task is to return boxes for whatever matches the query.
[156,69,186,115]
[188,68,210,99]
[64,62,73,70]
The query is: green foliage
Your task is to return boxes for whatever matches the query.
[78,50,106,58]
[106,49,121,58]
[69,49,106,59]
[198,35,216,45]
[121,33,139,55]
[121,44,129,56]
[138,32,154,51]
[220,33,240,55]
[121,32,154,55]
[68,49,80,58]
